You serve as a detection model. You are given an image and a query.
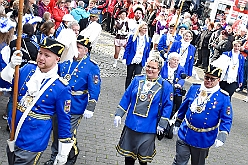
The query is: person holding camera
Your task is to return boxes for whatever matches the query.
[114,54,173,165]
[172,64,233,165]
[160,52,186,118]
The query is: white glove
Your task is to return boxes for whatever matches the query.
[114,116,121,127]
[53,141,73,165]
[174,84,181,88]
[156,125,164,135]
[122,59,126,65]
[164,53,168,59]
[83,110,94,119]
[10,50,22,68]
[173,126,179,135]
[214,139,224,148]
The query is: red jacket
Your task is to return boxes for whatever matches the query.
[97,0,109,14]
[107,0,117,15]
[49,0,57,10]
[52,6,69,29]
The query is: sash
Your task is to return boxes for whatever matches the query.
[7,75,59,152]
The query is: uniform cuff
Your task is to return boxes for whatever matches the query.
[86,100,96,112]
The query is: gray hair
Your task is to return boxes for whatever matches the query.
[68,21,80,29]
[182,30,193,37]
[147,53,164,70]
[168,52,180,60]
[78,1,84,7]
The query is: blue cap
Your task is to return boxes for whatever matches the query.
[178,24,188,30]
[89,9,101,16]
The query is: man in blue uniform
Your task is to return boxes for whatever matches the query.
[172,64,233,165]
[157,24,181,60]
[0,38,73,165]
[45,35,101,165]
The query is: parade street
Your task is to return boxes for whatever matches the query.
[0,31,248,165]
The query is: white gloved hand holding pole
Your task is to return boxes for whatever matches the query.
[10,50,22,68]
[1,50,22,83]
[114,116,121,127]
[83,110,94,119]
[53,141,73,165]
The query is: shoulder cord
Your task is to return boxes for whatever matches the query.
[23,39,32,61]
[157,80,164,123]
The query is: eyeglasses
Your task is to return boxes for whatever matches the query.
[60,2,65,4]
[146,65,158,70]
[204,76,218,82]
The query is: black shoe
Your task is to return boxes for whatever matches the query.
[44,160,54,165]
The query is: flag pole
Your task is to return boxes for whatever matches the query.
[10,0,24,141]
[166,0,185,54]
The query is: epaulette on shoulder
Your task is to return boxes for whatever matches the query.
[220,89,229,96]
[90,59,98,65]
[28,61,37,65]
[59,77,69,86]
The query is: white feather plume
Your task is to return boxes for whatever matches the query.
[56,28,78,62]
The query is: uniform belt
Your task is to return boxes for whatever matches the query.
[71,90,88,95]
[17,104,51,120]
[185,118,219,132]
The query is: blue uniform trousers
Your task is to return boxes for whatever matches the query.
[125,63,143,89]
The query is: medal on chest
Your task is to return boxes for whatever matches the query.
[20,95,34,107]
[64,74,72,81]
[139,91,148,101]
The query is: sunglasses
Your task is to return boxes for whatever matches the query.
[204,76,218,82]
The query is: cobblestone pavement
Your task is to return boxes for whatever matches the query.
[0,31,248,165]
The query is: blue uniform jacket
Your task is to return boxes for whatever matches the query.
[177,84,233,148]
[123,35,151,67]
[169,41,196,76]
[0,42,11,88]
[59,56,101,115]
[7,64,72,152]
[157,33,181,53]
[115,75,173,133]
[160,61,185,96]
[222,51,245,84]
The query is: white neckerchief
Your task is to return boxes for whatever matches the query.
[223,50,239,83]
[190,82,220,113]
[132,34,145,64]
[167,64,177,83]
[26,65,58,97]
[179,40,190,67]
